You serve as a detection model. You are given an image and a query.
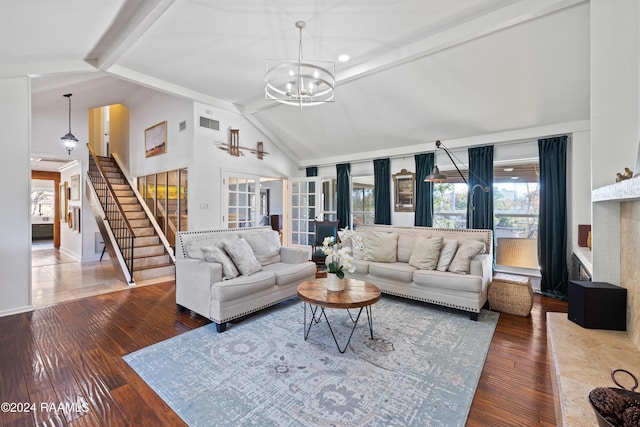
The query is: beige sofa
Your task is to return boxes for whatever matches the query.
[175,227,316,332]
[344,225,493,320]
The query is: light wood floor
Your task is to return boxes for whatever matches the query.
[31,243,159,308]
[13,250,567,426]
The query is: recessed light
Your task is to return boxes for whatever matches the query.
[338,54,350,62]
[504,167,514,172]
[511,176,519,180]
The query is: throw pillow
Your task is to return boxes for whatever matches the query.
[242,230,282,266]
[364,231,398,263]
[222,238,263,276]
[436,239,459,272]
[200,246,239,280]
[408,237,443,270]
[447,240,486,274]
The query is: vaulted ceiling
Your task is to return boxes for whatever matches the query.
[4,0,590,165]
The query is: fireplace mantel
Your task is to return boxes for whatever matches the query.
[593,177,640,203]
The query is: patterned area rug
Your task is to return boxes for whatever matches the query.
[124,296,498,426]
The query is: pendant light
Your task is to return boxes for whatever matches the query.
[61,93,78,155]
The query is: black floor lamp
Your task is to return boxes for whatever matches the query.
[425,140,490,229]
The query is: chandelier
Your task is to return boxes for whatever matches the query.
[265,21,335,109]
[60,93,78,155]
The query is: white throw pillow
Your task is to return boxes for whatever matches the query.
[409,237,443,270]
[222,238,263,276]
[242,230,282,266]
[436,239,459,272]
[200,246,239,280]
[364,231,398,263]
[447,240,486,274]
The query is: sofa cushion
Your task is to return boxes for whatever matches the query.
[448,240,485,274]
[436,239,459,272]
[201,246,239,279]
[397,233,419,263]
[222,237,263,276]
[212,271,275,302]
[412,269,483,293]
[409,236,443,270]
[365,231,398,262]
[262,262,317,286]
[369,262,416,283]
[351,259,370,275]
[340,231,366,260]
[242,230,282,266]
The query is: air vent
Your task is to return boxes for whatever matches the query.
[199,117,219,131]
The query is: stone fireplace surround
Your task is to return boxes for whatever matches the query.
[549,178,640,426]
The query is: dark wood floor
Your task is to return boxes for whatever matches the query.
[0,281,567,426]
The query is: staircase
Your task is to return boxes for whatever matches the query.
[87,148,175,284]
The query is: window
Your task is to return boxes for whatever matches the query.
[137,167,188,245]
[431,161,540,270]
[433,182,468,229]
[31,187,55,218]
[352,176,374,228]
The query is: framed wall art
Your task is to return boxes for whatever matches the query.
[70,174,80,201]
[59,182,68,221]
[145,121,167,157]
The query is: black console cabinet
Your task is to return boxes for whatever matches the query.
[568,280,627,331]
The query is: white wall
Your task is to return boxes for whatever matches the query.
[590,0,640,283]
[570,131,592,247]
[0,77,32,316]
[189,102,298,230]
[128,95,299,231]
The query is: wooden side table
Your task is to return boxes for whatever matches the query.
[488,273,533,316]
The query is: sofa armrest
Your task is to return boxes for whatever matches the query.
[470,253,493,288]
[280,246,309,264]
[175,258,223,319]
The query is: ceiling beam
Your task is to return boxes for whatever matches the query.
[107,65,241,113]
[0,61,96,80]
[85,0,176,71]
[240,0,586,115]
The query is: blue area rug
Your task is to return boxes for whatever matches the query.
[124,296,498,426]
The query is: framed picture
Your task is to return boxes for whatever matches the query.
[634,138,640,178]
[145,121,167,157]
[393,169,416,212]
[59,182,68,221]
[70,174,80,201]
[72,206,81,233]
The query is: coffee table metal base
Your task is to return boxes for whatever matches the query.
[302,302,374,353]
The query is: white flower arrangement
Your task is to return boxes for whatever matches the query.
[321,227,363,279]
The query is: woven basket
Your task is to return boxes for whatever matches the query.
[488,273,533,316]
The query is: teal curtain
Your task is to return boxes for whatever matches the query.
[306,167,318,177]
[373,158,391,224]
[538,136,568,299]
[336,163,351,230]
[467,146,494,230]
[414,153,434,227]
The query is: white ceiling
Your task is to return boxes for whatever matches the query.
[3,0,590,165]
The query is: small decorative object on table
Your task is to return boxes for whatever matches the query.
[321,227,363,291]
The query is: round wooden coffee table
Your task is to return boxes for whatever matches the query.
[297,278,381,353]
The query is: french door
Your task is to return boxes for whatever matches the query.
[288,177,322,248]
[222,171,259,228]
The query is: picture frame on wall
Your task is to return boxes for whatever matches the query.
[59,182,68,221]
[70,174,80,201]
[73,206,81,233]
[145,121,167,157]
